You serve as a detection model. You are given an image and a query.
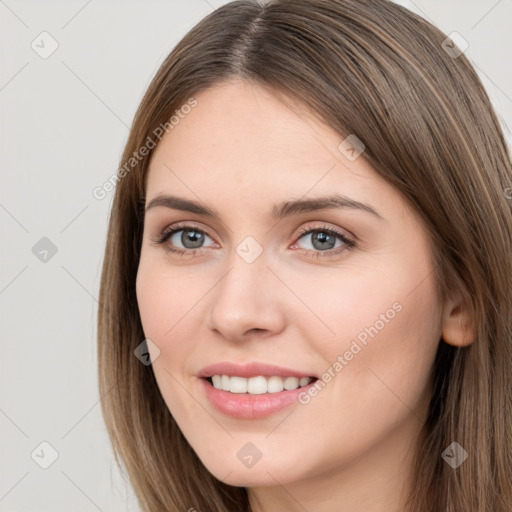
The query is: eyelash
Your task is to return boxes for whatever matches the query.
[150,222,356,259]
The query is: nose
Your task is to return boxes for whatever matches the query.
[206,247,286,343]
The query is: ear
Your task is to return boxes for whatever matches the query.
[441,290,475,347]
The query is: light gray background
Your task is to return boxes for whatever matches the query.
[1,1,511,510]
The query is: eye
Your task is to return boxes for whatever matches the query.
[151,223,216,255]
[291,224,356,259]
[150,222,356,259]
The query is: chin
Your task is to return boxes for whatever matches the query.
[209,465,286,488]
[197,449,305,488]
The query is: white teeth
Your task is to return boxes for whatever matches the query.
[283,376,299,390]
[299,377,310,387]
[221,375,230,391]
[247,376,267,394]
[267,376,284,393]
[209,375,314,394]
[229,376,248,394]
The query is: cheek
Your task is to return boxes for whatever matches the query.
[135,260,199,414]
[136,265,169,340]
[301,250,442,418]
[135,257,198,341]
[323,277,441,431]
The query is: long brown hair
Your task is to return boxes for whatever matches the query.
[97,0,512,510]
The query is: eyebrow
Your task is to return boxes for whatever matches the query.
[144,193,384,221]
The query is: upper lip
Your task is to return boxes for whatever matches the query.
[198,362,317,379]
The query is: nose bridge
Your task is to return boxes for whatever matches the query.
[207,237,283,339]
[222,233,269,297]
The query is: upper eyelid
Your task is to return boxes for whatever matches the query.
[161,222,213,239]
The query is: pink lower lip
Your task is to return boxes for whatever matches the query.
[200,377,317,419]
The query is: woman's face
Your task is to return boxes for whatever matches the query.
[136,79,443,493]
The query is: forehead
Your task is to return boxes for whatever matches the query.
[144,79,414,225]
[149,81,374,187]
[160,82,335,166]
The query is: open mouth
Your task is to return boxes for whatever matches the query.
[204,375,319,395]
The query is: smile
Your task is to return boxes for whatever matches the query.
[208,375,315,394]
[200,375,319,419]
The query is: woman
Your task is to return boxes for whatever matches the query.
[97,0,512,510]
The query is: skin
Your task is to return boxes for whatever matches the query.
[136,79,474,512]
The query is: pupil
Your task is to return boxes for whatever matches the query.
[183,229,204,249]
[313,231,335,250]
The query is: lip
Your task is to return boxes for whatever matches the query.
[198,361,317,379]
[199,377,318,419]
